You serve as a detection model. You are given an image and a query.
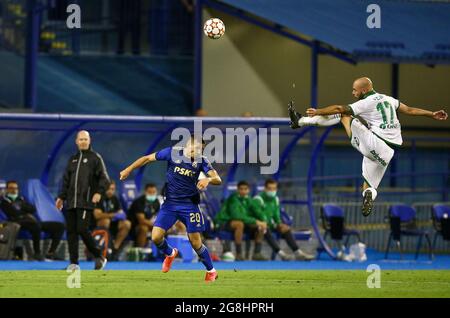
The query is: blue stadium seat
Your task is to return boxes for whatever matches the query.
[385,204,433,260]
[318,204,361,259]
[252,183,265,196]
[322,204,345,218]
[431,204,450,250]
[222,182,238,199]
[120,180,138,212]
[26,179,65,223]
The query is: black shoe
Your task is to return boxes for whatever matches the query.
[94,256,107,270]
[288,101,302,129]
[362,190,374,217]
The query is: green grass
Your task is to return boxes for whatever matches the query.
[0,270,449,298]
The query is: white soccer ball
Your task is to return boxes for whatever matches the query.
[221,251,236,262]
[203,18,225,40]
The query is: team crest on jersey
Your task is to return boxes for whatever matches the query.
[353,136,360,147]
[192,161,198,168]
[83,158,88,163]
[174,159,181,164]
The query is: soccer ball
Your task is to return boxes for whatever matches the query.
[203,18,225,39]
[221,251,236,262]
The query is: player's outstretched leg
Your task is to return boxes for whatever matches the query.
[188,232,218,283]
[288,101,341,128]
[152,226,178,273]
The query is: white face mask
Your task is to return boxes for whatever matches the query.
[7,193,18,201]
[146,194,157,202]
[266,190,277,198]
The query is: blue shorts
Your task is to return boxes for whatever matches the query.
[153,202,205,233]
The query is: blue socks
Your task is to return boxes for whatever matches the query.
[156,239,174,256]
[157,240,214,271]
[195,244,214,271]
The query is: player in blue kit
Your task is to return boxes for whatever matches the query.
[119,136,222,282]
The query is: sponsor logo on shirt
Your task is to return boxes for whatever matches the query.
[174,166,195,177]
[379,123,400,129]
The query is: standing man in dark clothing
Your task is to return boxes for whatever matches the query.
[0,181,65,260]
[56,130,110,270]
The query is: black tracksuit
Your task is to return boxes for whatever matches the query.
[0,195,65,257]
[58,149,111,264]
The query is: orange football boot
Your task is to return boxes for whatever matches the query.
[162,248,178,273]
[205,270,218,283]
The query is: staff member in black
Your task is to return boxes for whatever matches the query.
[56,130,110,270]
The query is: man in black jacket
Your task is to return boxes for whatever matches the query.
[56,130,110,270]
[0,181,65,260]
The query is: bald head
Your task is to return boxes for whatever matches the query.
[352,77,374,99]
[76,130,91,151]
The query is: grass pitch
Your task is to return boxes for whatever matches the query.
[0,270,449,298]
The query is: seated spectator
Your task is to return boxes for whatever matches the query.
[93,181,131,260]
[215,181,268,261]
[0,181,65,260]
[252,179,315,261]
[128,183,162,247]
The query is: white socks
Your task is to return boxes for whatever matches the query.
[362,187,378,200]
[298,114,341,127]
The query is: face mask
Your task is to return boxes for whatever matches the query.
[146,194,157,202]
[266,191,277,198]
[7,193,18,201]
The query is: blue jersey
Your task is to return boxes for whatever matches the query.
[155,146,214,204]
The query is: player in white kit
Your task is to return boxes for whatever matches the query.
[288,77,448,217]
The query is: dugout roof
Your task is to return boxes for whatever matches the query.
[217,0,450,64]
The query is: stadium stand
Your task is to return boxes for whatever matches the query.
[216,0,450,63]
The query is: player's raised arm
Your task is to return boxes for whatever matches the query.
[119,153,156,180]
[398,103,448,120]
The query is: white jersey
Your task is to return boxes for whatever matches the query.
[349,92,403,147]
